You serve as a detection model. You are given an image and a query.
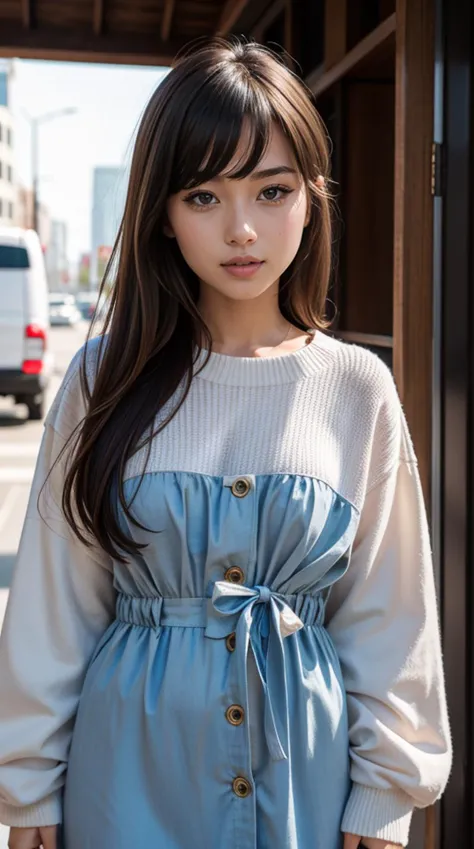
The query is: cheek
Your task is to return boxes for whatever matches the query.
[168,204,210,256]
[169,213,218,276]
[274,196,308,249]
[178,222,214,264]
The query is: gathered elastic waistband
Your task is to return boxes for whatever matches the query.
[115,590,325,630]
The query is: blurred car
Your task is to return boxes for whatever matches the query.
[48,292,81,326]
[0,226,53,420]
[75,290,108,322]
[75,290,99,321]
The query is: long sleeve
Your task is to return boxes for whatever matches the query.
[0,420,115,827]
[326,410,452,846]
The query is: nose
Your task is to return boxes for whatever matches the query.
[224,205,257,247]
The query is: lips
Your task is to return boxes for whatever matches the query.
[221,259,265,278]
[222,256,264,266]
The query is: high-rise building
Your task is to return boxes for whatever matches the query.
[91,165,127,287]
[45,219,69,291]
[0,60,16,227]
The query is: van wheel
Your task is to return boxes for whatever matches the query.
[26,395,44,421]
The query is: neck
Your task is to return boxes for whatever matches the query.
[196,290,308,357]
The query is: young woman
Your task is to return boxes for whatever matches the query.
[0,38,451,849]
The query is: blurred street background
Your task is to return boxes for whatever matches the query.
[0,323,87,626]
[0,322,89,848]
[0,53,164,846]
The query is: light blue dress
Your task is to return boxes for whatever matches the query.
[63,471,358,849]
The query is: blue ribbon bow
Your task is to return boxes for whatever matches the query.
[205,580,304,761]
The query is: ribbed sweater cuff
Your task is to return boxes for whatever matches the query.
[341,784,414,847]
[0,792,62,827]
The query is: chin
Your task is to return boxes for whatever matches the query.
[221,285,275,302]
[200,274,279,301]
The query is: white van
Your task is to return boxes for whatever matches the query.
[0,227,53,420]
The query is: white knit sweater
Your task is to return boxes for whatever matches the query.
[0,329,452,843]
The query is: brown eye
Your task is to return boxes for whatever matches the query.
[259,185,293,202]
[263,187,279,200]
[195,192,214,205]
[184,191,216,207]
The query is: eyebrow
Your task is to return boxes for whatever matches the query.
[211,165,298,182]
[249,166,298,181]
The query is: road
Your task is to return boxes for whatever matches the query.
[0,321,91,847]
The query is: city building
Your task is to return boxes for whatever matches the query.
[90,165,127,287]
[0,59,16,227]
[44,219,69,291]
[15,185,51,249]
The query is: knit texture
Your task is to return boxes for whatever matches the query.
[48,330,412,511]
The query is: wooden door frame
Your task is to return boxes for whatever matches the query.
[393,0,435,502]
[436,0,474,845]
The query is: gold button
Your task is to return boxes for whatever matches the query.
[224,566,245,584]
[226,704,245,726]
[231,478,251,498]
[226,631,236,652]
[232,776,252,798]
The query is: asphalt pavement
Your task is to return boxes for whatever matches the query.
[0,321,92,847]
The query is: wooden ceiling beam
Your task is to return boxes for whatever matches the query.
[0,25,181,66]
[216,0,251,35]
[93,0,105,36]
[251,0,285,41]
[20,0,35,29]
[161,0,176,42]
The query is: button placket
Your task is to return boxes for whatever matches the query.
[222,474,255,809]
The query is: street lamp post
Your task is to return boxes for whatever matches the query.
[31,118,39,234]
[22,108,77,235]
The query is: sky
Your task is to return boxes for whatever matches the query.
[9,59,168,262]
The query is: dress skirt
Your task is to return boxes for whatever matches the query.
[62,470,359,849]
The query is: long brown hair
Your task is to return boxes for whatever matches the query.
[60,37,334,562]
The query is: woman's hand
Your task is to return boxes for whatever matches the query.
[343,833,403,849]
[8,826,57,849]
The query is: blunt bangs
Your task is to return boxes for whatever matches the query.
[169,69,277,193]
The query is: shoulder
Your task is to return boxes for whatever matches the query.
[44,334,108,438]
[315,333,410,492]
[317,332,400,420]
[61,334,106,389]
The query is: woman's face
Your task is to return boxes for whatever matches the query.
[165,124,309,303]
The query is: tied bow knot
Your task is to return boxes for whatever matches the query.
[211,581,304,638]
[208,580,304,761]
[256,584,271,604]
